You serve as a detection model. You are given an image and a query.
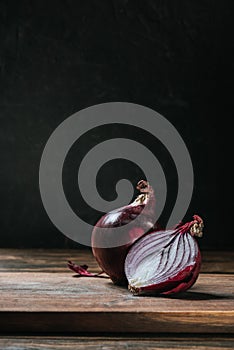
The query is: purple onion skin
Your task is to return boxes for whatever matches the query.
[92,180,159,285]
[125,215,203,295]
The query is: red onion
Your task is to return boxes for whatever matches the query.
[124,215,204,295]
[91,180,159,285]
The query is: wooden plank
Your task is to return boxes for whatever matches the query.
[0,249,98,273]
[0,249,233,273]
[0,272,233,333]
[0,336,234,349]
[1,311,234,334]
[201,251,234,274]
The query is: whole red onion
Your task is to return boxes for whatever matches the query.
[124,215,204,295]
[91,180,159,285]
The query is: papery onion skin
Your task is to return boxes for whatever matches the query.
[91,180,159,285]
[125,215,204,295]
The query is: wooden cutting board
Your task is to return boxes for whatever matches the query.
[0,249,233,334]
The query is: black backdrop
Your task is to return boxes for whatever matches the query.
[0,1,232,249]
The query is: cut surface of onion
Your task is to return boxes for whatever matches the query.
[125,215,203,295]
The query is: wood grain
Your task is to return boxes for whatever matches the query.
[0,249,233,273]
[0,250,233,334]
[0,336,234,349]
[0,272,233,333]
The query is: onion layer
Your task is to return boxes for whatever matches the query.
[124,215,204,295]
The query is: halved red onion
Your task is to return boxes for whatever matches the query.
[125,215,204,295]
[91,180,159,285]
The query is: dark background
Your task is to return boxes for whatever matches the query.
[0,0,232,249]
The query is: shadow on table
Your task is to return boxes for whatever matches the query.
[107,282,233,300]
[163,291,234,300]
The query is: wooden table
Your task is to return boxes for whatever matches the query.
[0,249,233,349]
